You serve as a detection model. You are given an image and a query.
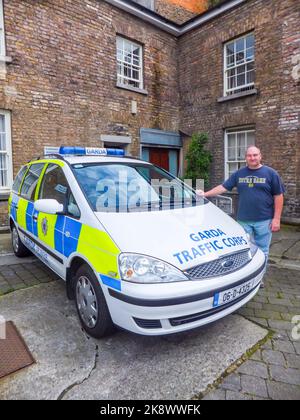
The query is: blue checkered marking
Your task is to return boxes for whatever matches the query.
[26,202,35,234]
[100,274,121,291]
[213,293,220,308]
[10,195,19,222]
[54,215,65,255]
[33,209,39,237]
[63,218,82,257]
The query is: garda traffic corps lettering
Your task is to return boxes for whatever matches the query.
[173,228,247,265]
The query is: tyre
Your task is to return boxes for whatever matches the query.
[74,264,115,338]
[11,224,31,257]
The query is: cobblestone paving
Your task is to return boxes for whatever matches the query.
[0,260,59,296]
[203,266,300,400]
[0,254,299,400]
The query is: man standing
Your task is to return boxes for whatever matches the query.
[197,146,285,287]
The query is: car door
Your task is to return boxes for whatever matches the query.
[38,163,81,278]
[17,162,46,239]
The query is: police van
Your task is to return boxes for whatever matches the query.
[8,147,265,337]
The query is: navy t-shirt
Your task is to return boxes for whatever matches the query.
[223,166,285,221]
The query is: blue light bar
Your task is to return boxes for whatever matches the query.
[57,147,125,157]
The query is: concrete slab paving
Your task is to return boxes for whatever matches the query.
[0,282,267,400]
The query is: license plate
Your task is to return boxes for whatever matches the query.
[213,278,257,308]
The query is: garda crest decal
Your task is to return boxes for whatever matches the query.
[42,217,48,236]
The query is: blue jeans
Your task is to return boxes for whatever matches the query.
[238,219,272,262]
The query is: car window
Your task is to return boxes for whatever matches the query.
[39,164,80,218]
[20,163,45,201]
[12,165,28,194]
[72,163,207,212]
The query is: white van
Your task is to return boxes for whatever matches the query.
[9,147,265,337]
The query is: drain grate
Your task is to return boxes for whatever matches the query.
[0,321,35,379]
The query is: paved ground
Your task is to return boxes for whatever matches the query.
[0,282,266,400]
[0,226,299,400]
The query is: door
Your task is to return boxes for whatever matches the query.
[38,163,81,277]
[18,162,45,237]
[143,147,179,176]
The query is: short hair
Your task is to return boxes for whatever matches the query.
[245,145,261,156]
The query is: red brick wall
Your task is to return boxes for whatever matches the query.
[155,0,205,24]
[0,0,180,226]
[179,0,300,219]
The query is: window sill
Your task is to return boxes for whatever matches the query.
[0,56,13,64]
[0,192,10,201]
[218,88,258,103]
[116,83,148,96]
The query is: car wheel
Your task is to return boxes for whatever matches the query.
[74,264,115,338]
[11,224,31,257]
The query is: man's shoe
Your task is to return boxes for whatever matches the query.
[260,281,265,289]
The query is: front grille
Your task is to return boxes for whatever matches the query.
[185,250,251,280]
[133,318,162,329]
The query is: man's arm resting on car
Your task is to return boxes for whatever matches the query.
[272,194,284,232]
[196,185,228,198]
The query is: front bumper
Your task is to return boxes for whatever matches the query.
[103,249,266,335]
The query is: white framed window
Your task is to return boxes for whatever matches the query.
[224,33,255,96]
[0,111,13,193]
[0,0,6,57]
[225,128,255,178]
[117,36,143,90]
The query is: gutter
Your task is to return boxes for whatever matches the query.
[103,0,247,36]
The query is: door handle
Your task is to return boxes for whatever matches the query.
[33,215,38,221]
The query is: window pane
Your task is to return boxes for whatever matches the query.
[237,132,246,159]
[12,166,28,193]
[226,42,235,56]
[246,34,254,49]
[20,163,45,201]
[0,133,6,151]
[39,164,68,205]
[0,154,7,187]
[237,72,246,87]
[228,162,238,177]
[247,70,254,84]
[0,115,5,133]
[236,38,244,53]
[246,47,254,61]
[117,37,142,88]
[227,54,235,68]
[227,133,236,148]
[225,34,255,95]
[247,131,255,146]
[236,50,245,64]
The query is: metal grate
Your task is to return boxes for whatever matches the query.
[0,321,35,379]
[133,318,162,329]
[185,250,251,280]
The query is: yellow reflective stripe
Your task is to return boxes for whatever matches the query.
[30,159,65,167]
[77,225,120,278]
[37,213,57,249]
[8,194,12,215]
[17,198,28,229]
[34,163,48,201]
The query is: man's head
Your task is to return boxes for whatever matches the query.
[245,146,262,169]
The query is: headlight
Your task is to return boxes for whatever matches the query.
[119,253,189,284]
[246,233,258,257]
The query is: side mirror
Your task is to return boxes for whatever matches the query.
[34,199,64,215]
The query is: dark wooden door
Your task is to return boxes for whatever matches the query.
[149,148,169,171]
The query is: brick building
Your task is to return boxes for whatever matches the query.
[0,0,299,227]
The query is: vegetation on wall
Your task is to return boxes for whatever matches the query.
[184,132,212,189]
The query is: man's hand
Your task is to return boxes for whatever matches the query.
[271,218,281,232]
[196,189,204,196]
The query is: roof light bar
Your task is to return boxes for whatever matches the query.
[44,146,125,157]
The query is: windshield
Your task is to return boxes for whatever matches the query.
[72,162,207,212]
